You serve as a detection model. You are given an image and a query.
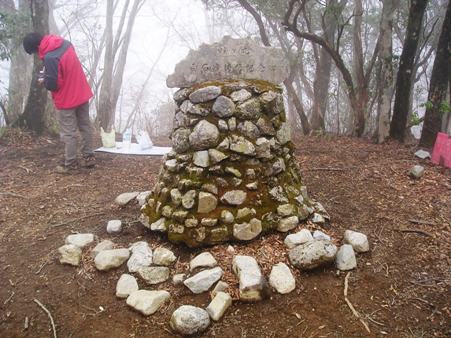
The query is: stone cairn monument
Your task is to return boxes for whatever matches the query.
[141,36,326,247]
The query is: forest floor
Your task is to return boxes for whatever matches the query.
[0,129,450,338]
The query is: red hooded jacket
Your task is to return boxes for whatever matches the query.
[38,35,93,110]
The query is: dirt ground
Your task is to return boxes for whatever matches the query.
[0,130,450,338]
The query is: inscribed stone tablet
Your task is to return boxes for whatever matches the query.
[167,36,289,88]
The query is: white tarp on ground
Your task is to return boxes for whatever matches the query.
[95,142,171,156]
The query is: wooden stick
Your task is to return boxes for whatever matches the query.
[49,212,105,228]
[344,272,371,333]
[33,298,57,338]
[396,229,433,237]
[4,291,15,305]
[408,219,437,226]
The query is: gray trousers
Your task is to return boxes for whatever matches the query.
[56,102,94,166]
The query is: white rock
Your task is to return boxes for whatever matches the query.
[277,216,299,232]
[232,255,265,301]
[106,220,122,234]
[226,245,235,255]
[269,263,295,294]
[193,150,210,167]
[312,213,326,224]
[138,266,170,285]
[221,210,235,224]
[65,233,94,248]
[409,165,425,179]
[231,89,252,102]
[414,149,431,159]
[211,281,229,298]
[95,248,130,271]
[127,241,152,273]
[170,305,210,335]
[116,274,139,298]
[172,273,186,285]
[233,218,262,240]
[91,240,114,257]
[288,240,337,270]
[277,204,296,217]
[153,247,177,266]
[284,229,313,249]
[336,245,357,271]
[206,292,232,321]
[183,267,223,294]
[115,192,139,206]
[313,230,331,241]
[189,86,221,103]
[220,190,247,205]
[58,244,82,266]
[343,230,369,253]
[197,192,218,213]
[126,290,170,316]
[189,252,217,271]
[136,191,151,206]
[150,217,167,232]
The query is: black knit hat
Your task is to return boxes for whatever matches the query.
[23,32,43,54]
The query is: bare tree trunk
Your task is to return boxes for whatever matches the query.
[96,0,114,131]
[111,0,144,113]
[376,0,397,143]
[352,0,367,136]
[285,80,311,135]
[283,1,360,133]
[5,0,32,125]
[16,0,49,134]
[236,0,311,134]
[389,0,428,142]
[310,0,343,132]
[96,0,143,132]
[420,0,450,147]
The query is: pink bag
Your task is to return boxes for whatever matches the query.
[431,132,451,168]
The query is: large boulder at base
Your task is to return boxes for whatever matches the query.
[336,244,357,271]
[95,248,130,271]
[126,290,170,316]
[91,240,114,258]
[127,241,153,273]
[288,240,337,270]
[153,247,177,266]
[138,266,170,285]
[343,230,369,253]
[183,267,223,294]
[284,229,313,249]
[232,255,266,301]
[116,274,139,298]
[58,244,82,266]
[170,305,210,335]
[65,233,94,248]
[206,292,232,321]
[269,263,295,294]
[115,192,139,206]
[189,252,217,271]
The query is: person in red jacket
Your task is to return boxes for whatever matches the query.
[23,32,96,173]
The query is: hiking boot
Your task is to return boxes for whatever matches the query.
[55,163,80,175]
[82,154,96,168]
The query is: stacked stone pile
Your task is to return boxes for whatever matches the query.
[141,80,329,247]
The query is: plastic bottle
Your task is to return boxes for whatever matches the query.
[123,128,132,149]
